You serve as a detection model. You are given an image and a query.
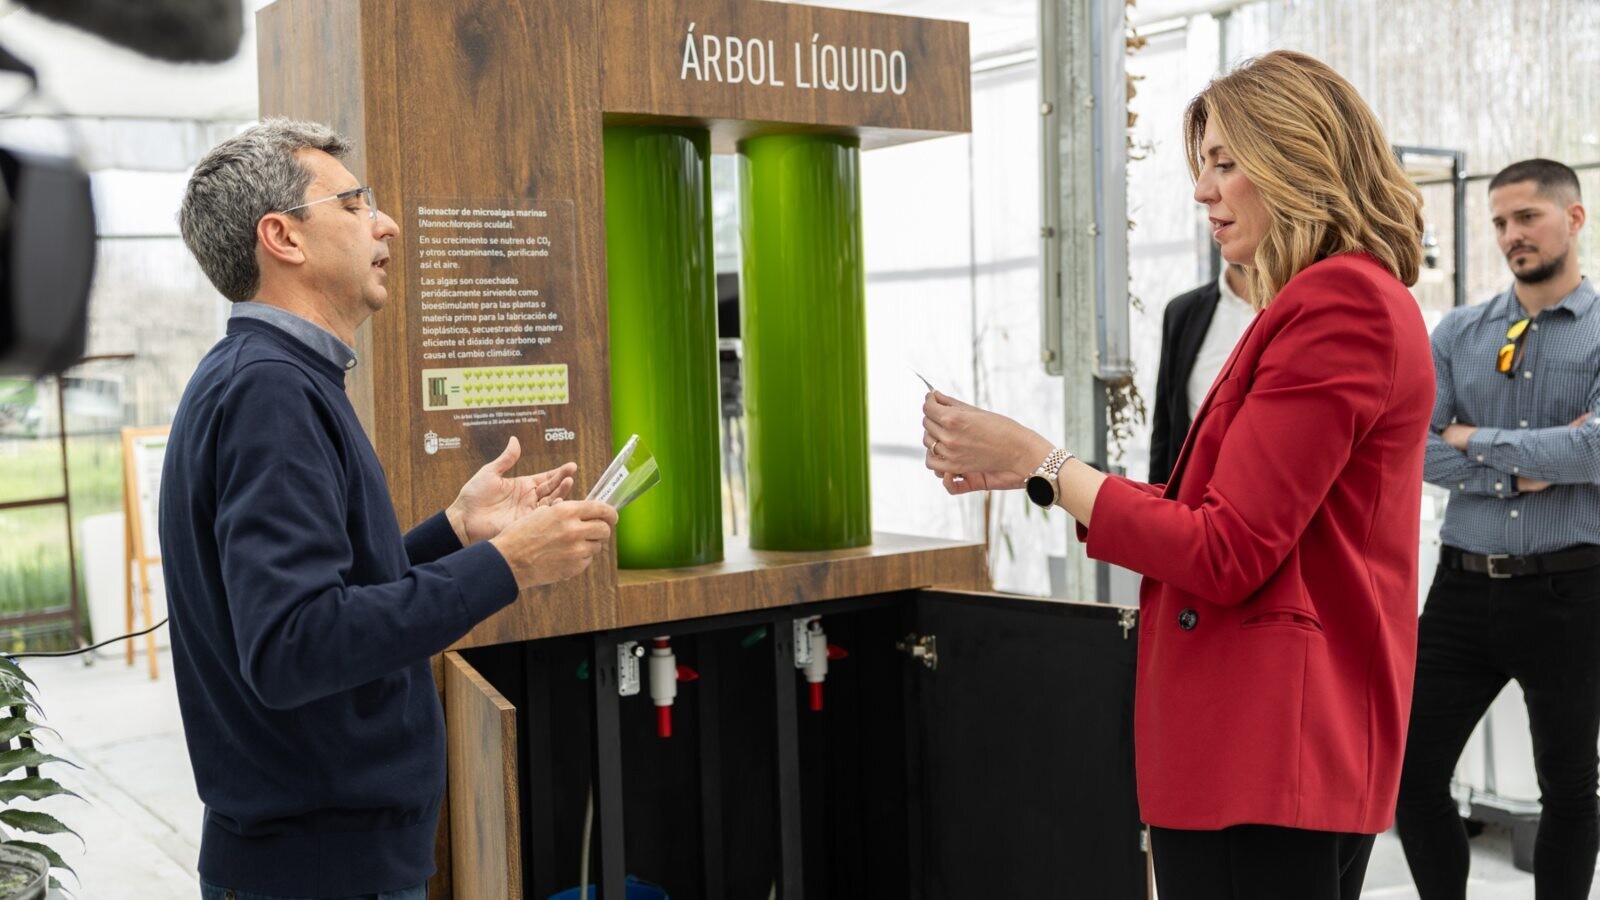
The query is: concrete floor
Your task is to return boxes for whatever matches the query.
[1363,826,1555,899]
[12,645,1584,899]
[27,647,200,899]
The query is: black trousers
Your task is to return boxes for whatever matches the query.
[1150,824,1375,900]
[1395,561,1600,900]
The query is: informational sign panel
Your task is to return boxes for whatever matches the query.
[408,198,582,459]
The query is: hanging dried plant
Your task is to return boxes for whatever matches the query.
[1106,0,1151,464]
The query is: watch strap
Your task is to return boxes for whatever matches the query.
[1034,448,1073,478]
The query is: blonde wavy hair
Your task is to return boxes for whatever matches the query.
[1184,51,1423,308]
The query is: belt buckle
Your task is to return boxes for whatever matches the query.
[1484,553,1514,579]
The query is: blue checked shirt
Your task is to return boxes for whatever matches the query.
[1425,277,1600,555]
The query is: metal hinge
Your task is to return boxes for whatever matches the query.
[1119,608,1138,640]
[896,633,938,670]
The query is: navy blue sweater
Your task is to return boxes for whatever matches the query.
[160,317,518,896]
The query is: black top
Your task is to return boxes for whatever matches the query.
[160,317,518,895]
[1149,280,1222,485]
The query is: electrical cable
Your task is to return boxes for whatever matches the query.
[579,782,593,897]
[7,617,168,659]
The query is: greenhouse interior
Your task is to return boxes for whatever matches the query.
[0,0,1597,896]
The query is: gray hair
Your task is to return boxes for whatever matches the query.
[179,118,352,302]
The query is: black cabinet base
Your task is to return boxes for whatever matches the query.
[461,590,1146,900]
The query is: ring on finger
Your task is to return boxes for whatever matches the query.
[931,439,942,457]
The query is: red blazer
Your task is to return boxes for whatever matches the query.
[1084,253,1434,833]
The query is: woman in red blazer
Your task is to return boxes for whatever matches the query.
[922,51,1434,899]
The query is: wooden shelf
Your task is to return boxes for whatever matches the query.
[616,532,988,628]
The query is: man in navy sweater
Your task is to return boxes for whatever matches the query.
[164,119,618,899]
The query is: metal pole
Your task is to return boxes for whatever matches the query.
[1208,11,1230,283]
[772,617,805,898]
[56,377,83,648]
[1041,0,1118,602]
[589,634,628,898]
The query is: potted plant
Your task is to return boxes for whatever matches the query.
[0,656,77,899]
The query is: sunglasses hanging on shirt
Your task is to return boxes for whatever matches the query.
[1496,317,1530,378]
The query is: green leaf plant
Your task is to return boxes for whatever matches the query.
[0,656,80,897]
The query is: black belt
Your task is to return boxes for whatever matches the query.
[1440,545,1600,579]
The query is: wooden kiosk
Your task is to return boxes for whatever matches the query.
[258,1,1143,896]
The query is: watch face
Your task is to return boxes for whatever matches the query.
[1026,474,1054,507]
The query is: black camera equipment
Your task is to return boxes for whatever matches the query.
[0,0,243,377]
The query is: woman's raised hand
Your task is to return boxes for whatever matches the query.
[920,391,1054,495]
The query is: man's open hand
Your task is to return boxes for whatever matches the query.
[447,437,576,546]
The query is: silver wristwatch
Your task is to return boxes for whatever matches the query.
[1025,448,1074,509]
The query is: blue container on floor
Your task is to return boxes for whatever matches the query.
[548,877,668,900]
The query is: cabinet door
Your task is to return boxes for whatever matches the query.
[908,590,1145,899]
[443,650,524,899]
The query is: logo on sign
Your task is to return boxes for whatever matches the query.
[424,431,462,454]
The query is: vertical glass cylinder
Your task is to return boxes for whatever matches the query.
[603,125,722,568]
[738,133,871,551]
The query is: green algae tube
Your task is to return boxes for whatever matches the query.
[738,133,871,551]
[603,125,723,568]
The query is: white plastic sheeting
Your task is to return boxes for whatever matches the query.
[844,0,1599,596]
[0,0,270,120]
[857,60,1061,595]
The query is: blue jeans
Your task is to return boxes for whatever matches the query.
[200,881,426,900]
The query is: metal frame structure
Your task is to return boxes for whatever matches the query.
[1394,145,1470,309]
[1040,0,1130,602]
[0,375,84,648]
[0,353,136,650]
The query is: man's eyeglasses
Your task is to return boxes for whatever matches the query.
[1496,317,1530,377]
[280,185,377,220]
